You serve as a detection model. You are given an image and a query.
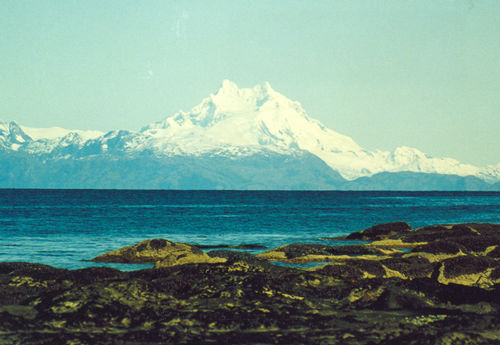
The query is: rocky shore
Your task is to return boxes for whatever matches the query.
[1,222,500,344]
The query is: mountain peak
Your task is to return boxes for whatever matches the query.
[254,81,274,93]
[214,80,278,101]
[142,80,287,132]
[0,120,23,133]
[0,120,32,149]
[217,79,240,94]
[140,80,365,169]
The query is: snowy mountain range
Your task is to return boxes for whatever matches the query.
[1,80,499,190]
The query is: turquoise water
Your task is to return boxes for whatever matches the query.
[1,190,499,270]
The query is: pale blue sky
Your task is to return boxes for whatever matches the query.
[1,0,499,166]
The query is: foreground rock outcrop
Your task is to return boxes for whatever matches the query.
[1,222,500,345]
[260,222,500,288]
[345,221,412,241]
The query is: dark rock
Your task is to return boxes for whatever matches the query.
[440,256,498,279]
[372,285,433,311]
[491,267,500,280]
[279,244,336,258]
[194,244,232,249]
[60,266,126,284]
[487,246,500,258]
[259,243,384,261]
[412,240,467,254]
[329,245,387,256]
[403,224,480,243]
[148,238,169,250]
[0,263,67,305]
[316,259,386,279]
[450,235,500,253]
[409,278,499,306]
[232,244,268,250]
[2,222,500,344]
[207,250,274,267]
[0,262,62,275]
[314,263,369,280]
[194,244,267,250]
[349,259,387,277]
[345,222,412,241]
[1,257,499,344]
[381,256,434,279]
[462,223,500,236]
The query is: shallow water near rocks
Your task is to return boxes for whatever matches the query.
[1,190,499,270]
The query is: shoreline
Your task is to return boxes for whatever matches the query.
[1,222,500,344]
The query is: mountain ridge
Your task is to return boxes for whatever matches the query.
[1,80,499,189]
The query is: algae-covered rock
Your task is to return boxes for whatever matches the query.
[412,240,467,255]
[345,222,412,241]
[487,246,500,258]
[258,243,388,263]
[450,235,500,254]
[313,259,386,280]
[402,224,481,243]
[380,256,434,279]
[91,238,226,267]
[154,252,226,268]
[207,250,276,268]
[345,223,500,247]
[3,222,500,345]
[434,255,500,287]
[0,262,60,275]
[194,244,267,250]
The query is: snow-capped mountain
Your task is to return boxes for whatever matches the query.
[137,80,493,181]
[0,121,32,151]
[1,80,499,189]
[0,120,105,155]
[20,125,103,141]
[139,80,362,161]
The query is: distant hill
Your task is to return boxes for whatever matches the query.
[344,171,499,191]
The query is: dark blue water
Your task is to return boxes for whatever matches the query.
[1,190,499,270]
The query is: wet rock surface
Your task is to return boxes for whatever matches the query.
[1,222,500,344]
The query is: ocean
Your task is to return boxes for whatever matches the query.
[1,190,500,270]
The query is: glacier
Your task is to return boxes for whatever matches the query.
[0,81,499,190]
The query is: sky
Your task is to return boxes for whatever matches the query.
[1,0,499,167]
